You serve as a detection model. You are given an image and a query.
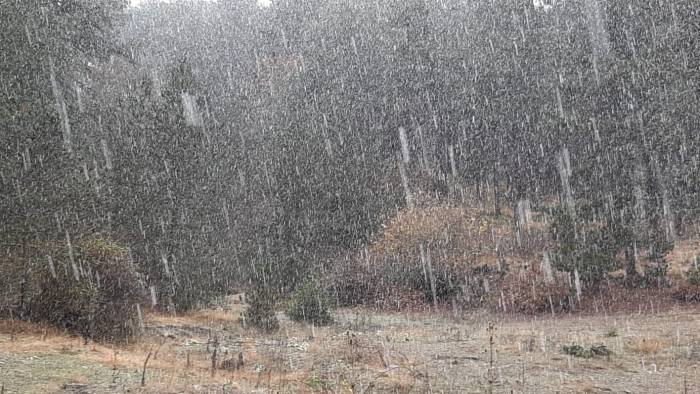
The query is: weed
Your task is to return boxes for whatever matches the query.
[605,327,619,338]
[286,280,333,326]
[563,344,612,358]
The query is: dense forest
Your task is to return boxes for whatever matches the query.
[1,0,699,339]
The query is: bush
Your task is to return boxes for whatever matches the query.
[493,266,573,314]
[243,287,279,331]
[686,266,700,286]
[286,281,333,326]
[328,257,462,310]
[550,207,622,286]
[563,344,612,358]
[403,261,462,303]
[364,203,513,305]
[672,282,700,302]
[672,267,700,302]
[22,237,144,342]
[328,261,379,307]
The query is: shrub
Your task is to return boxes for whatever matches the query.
[605,327,619,338]
[25,237,144,342]
[550,207,622,286]
[328,256,463,310]
[286,281,333,326]
[363,203,513,306]
[563,344,612,358]
[456,265,501,308]
[328,261,379,307]
[672,267,700,302]
[243,287,279,331]
[493,266,573,314]
[403,261,462,303]
[640,262,669,288]
[672,283,700,302]
[687,266,700,286]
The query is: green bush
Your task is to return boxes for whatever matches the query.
[686,266,700,286]
[243,287,279,331]
[563,344,612,358]
[20,237,144,342]
[550,207,622,286]
[286,281,333,326]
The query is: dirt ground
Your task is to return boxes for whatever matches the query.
[2,299,700,393]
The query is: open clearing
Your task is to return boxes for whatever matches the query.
[2,300,700,393]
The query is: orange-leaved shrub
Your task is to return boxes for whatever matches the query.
[492,265,573,314]
[672,266,700,302]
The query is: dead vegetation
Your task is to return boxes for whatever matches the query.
[494,265,573,314]
[332,201,553,311]
[3,298,700,393]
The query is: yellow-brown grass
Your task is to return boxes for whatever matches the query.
[5,306,700,393]
[145,308,241,327]
[626,337,669,355]
[0,316,307,392]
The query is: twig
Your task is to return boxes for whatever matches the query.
[112,349,119,370]
[141,349,153,387]
[153,337,167,360]
[211,336,219,376]
[487,322,496,393]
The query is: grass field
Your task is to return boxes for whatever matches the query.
[2,296,700,393]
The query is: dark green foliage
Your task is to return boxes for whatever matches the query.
[2,0,699,315]
[563,344,612,358]
[687,267,700,287]
[286,281,333,326]
[640,237,673,288]
[244,288,279,332]
[550,207,622,286]
[9,237,144,342]
[1,1,127,262]
[406,264,461,304]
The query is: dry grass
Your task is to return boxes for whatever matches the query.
[0,319,59,337]
[145,308,240,327]
[626,337,669,355]
[5,297,700,393]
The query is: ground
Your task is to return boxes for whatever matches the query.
[2,296,700,393]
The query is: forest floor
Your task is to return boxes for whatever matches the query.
[2,295,700,393]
